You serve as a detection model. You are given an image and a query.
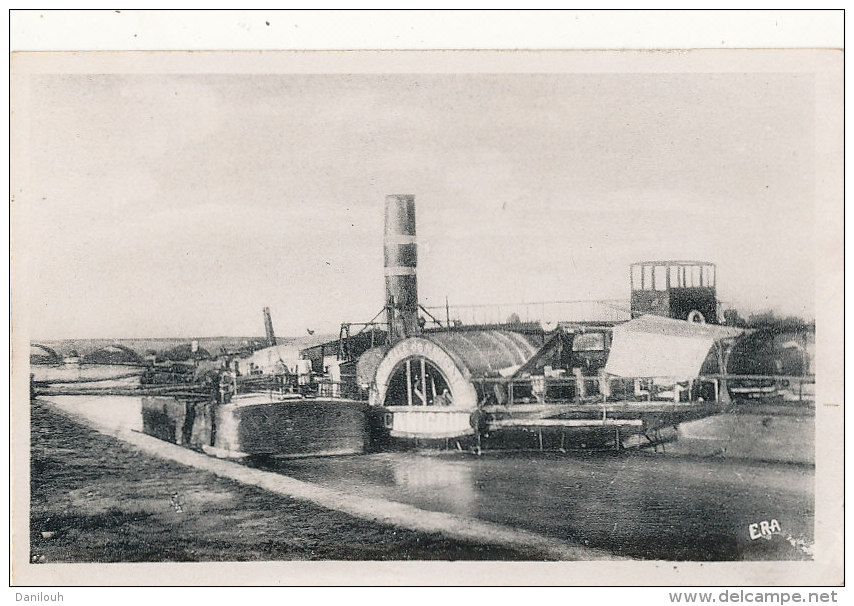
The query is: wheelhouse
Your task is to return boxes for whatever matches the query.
[630,261,718,324]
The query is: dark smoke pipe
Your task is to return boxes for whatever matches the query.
[384,195,418,342]
[262,306,276,347]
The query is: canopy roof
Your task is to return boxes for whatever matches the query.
[425,329,541,378]
[605,315,743,379]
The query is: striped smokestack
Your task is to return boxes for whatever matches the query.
[384,195,418,341]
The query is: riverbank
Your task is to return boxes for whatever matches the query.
[29,400,546,562]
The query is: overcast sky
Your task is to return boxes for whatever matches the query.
[24,71,815,339]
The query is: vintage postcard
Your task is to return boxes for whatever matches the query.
[10,46,843,587]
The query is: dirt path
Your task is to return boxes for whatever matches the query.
[30,400,611,563]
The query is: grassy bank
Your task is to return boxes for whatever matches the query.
[30,400,545,562]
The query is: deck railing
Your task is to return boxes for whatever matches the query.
[469,373,815,407]
[32,366,815,407]
[422,299,631,327]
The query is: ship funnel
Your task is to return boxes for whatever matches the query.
[262,306,276,347]
[384,195,419,342]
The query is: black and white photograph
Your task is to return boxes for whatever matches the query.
[9,11,844,589]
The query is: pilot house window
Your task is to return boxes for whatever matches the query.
[669,265,682,288]
[654,265,667,291]
[702,264,714,287]
[643,265,653,291]
[691,265,701,287]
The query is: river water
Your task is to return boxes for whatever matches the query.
[42,394,814,561]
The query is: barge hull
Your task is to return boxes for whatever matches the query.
[142,395,370,458]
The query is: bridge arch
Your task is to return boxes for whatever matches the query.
[30,343,61,365]
[81,343,145,365]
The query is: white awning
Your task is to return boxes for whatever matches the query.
[245,345,302,374]
[605,315,743,380]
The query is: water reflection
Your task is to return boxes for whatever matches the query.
[279,451,814,561]
[390,457,477,517]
